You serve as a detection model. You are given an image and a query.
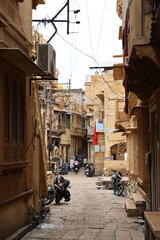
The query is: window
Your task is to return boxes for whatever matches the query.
[3,73,25,143]
[62,113,66,126]
[66,114,71,128]
[58,114,61,125]
[82,117,86,129]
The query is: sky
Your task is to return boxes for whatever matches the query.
[32,0,122,89]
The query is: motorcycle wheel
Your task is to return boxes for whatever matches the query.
[42,190,56,206]
[55,195,62,204]
[85,171,89,177]
[64,190,71,202]
[74,169,78,174]
[108,183,113,190]
[113,184,124,196]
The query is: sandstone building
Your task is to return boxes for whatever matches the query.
[0,1,47,239]
[85,70,127,175]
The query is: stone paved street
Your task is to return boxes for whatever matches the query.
[21,169,144,240]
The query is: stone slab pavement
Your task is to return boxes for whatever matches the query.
[21,168,144,240]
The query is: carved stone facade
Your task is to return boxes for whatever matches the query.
[85,70,127,175]
[117,1,160,238]
[117,0,122,19]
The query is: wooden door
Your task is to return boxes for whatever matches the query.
[150,110,159,210]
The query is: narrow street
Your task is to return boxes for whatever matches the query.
[21,169,144,240]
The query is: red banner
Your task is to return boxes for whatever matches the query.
[92,124,98,145]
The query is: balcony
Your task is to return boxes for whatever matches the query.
[126,45,160,100]
[47,125,66,136]
[124,1,160,100]
[70,126,83,137]
[53,125,66,134]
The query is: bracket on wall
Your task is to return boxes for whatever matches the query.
[32,0,80,42]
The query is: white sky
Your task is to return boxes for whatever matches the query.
[32,0,122,89]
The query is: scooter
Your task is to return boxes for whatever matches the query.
[42,171,71,206]
[85,164,95,177]
[109,170,124,196]
[73,165,79,174]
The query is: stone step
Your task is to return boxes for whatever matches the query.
[131,193,146,217]
[132,193,146,205]
[96,180,103,186]
[124,199,138,217]
[144,211,160,240]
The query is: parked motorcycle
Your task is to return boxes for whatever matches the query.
[42,171,71,206]
[73,160,80,174]
[109,170,124,196]
[73,165,79,174]
[85,164,95,177]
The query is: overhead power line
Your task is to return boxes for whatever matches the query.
[57,32,125,98]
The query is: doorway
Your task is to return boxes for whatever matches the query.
[150,110,159,210]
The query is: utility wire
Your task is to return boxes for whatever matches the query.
[4,18,124,99]
[57,32,125,98]
[5,4,149,101]
[86,0,94,62]
[95,0,106,62]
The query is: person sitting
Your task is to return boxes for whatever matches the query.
[63,162,68,174]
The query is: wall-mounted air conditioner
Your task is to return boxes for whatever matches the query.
[37,43,56,77]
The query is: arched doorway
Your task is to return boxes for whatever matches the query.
[111,142,127,160]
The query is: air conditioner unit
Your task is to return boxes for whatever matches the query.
[37,43,56,77]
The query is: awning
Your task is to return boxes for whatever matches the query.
[113,63,123,81]
[0,48,44,75]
